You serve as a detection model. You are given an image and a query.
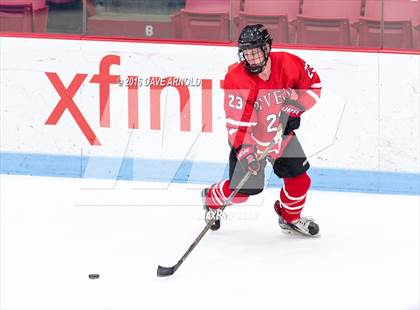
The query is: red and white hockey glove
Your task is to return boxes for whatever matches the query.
[280,99,304,135]
[236,145,260,174]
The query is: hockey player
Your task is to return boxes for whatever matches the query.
[202,24,321,236]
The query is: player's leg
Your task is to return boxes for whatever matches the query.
[202,148,266,230]
[272,135,319,236]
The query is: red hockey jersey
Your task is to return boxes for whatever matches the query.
[223,52,322,159]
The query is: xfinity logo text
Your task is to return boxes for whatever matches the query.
[45,55,214,146]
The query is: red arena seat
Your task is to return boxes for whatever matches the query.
[0,0,48,32]
[357,0,419,48]
[171,0,240,41]
[1,0,45,10]
[237,0,300,43]
[295,0,362,46]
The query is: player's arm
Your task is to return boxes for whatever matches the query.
[289,54,322,112]
[279,54,322,134]
[223,77,260,173]
[223,75,257,150]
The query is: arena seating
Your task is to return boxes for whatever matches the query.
[357,0,419,48]
[171,0,240,41]
[294,0,362,46]
[0,0,48,32]
[237,0,300,43]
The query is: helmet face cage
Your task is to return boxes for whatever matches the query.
[238,24,273,74]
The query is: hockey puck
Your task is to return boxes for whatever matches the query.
[88,274,100,280]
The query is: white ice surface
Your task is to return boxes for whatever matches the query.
[1,174,419,310]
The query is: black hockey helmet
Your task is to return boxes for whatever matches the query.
[238,24,273,74]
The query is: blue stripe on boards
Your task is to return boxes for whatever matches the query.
[1,152,419,195]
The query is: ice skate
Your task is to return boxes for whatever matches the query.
[201,188,223,231]
[274,200,319,236]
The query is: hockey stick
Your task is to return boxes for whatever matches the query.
[157,124,284,277]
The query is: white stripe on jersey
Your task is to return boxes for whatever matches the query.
[310,83,322,88]
[306,89,320,101]
[228,128,238,136]
[252,134,270,146]
[226,118,257,127]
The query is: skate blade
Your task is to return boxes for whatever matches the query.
[281,227,321,238]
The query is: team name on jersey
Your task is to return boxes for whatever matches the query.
[254,88,292,111]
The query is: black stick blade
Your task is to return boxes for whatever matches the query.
[157,265,176,277]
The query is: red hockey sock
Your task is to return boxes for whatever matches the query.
[206,179,249,209]
[275,172,311,223]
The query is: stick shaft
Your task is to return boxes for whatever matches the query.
[170,126,284,272]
